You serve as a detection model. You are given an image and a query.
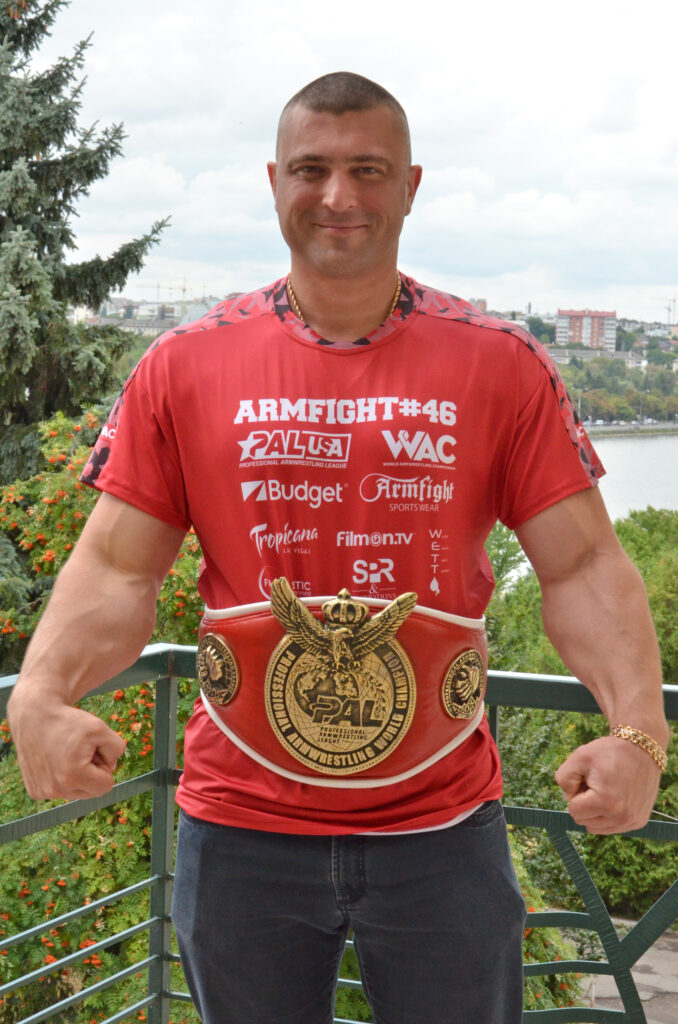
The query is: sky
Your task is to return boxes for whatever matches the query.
[32,0,678,321]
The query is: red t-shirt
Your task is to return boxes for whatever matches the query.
[83,275,604,834]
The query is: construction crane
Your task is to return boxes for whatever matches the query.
[137,278,193,316]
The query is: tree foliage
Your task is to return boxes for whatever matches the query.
[527,315,555,346]
[0,0,167,473]
[558,356,677,423]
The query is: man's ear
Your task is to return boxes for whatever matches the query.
[267,162,278,208]
[405,165,423,215]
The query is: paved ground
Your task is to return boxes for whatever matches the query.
[581,927,678,1024]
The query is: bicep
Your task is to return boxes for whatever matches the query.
[74,493,186,588]
[515,487,622,585]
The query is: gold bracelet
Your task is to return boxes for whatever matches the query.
[610,725,668,773]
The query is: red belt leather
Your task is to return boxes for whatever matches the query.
[197,595,487,787]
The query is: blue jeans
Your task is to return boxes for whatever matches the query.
[172,801,526,1024]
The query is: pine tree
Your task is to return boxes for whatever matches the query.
[0,0,167,472]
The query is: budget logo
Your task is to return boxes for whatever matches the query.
[381,430,456,465]
[238,430,351,465]
[241,480,345,509]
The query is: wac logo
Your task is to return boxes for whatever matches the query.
[382,430,456,465]
[238,429,351,464]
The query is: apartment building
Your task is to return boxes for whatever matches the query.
[556,309,617,350]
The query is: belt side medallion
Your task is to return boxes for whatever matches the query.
[197,633,240,706]
[266,578,417,775]
[441,649,484,719]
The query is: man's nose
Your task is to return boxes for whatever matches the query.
[321,171,357,212]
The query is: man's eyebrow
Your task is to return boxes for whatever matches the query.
[285,153,392,168]
[350,155,391,165]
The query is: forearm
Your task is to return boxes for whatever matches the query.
[7,496,184,801]
[540,549,668,747]
[11,546,160,709]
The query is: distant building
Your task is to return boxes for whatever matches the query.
[549,348,646,371]
[556,309,617,351]
[469,298,487,313]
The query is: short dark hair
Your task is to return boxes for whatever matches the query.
[277,72,411,158]
[283,71,407,120]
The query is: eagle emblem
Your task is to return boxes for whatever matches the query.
[265,578,418,775]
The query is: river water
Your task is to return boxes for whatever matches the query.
[588,433,678,522]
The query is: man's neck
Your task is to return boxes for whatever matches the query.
[287,265,401,343]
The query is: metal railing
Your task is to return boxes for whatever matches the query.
[0,647,676,1024]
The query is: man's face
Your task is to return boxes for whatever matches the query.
[268,104,422,279]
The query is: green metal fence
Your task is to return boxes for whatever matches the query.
[0,646,676,1024]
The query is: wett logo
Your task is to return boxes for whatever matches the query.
[241,480,345,509]
[382,430,456,465]
[238,430,351,463]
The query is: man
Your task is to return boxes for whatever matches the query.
[8,73,669,1024]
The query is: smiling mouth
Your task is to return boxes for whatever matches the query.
[315,223,368,231]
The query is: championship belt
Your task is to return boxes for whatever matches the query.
[196,577,487,788]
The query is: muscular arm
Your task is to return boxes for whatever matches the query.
[7,494,186,801]
[515,487,669,834]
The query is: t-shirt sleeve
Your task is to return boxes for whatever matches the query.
[497,336,605,530]
[81,347,191,531]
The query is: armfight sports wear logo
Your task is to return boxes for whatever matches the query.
[242,479,345,509]
[360,474,454,512]
[238,429,351,467]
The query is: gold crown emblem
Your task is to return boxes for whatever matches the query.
[321,588,370,628]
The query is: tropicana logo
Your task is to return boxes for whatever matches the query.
[250,523,319,556]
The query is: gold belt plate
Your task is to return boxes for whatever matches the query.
[197,633,240,706]
[441,649,484,719]
[265,578,417,775]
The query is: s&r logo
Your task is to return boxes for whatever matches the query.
[352,559,395,585]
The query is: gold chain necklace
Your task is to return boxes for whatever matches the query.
[286,273,402,326]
